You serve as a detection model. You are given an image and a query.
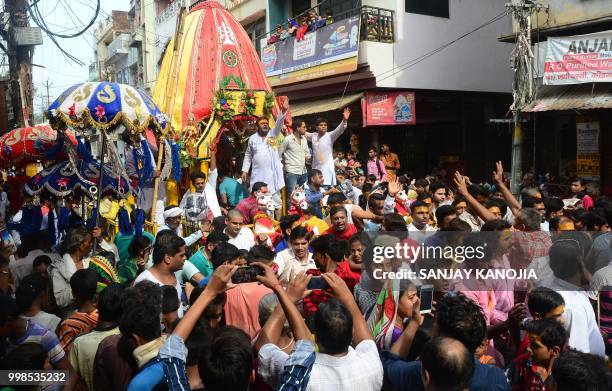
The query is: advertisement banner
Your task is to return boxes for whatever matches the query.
[261,16,360,84]
[576,121,600,180]
[362,91,416,126]
[543,30,612,85]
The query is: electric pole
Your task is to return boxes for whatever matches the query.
[506,0,541,194]
[44,78,51,107]
[4,0,37,129]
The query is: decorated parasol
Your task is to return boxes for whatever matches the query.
[47,82,168,134]
[0,125,77,170]
[46,82,170,242]
[25,159,132,199]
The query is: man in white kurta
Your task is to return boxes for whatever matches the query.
[305,108,351,187]
[241,101,289,204]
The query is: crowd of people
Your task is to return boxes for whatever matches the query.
[0,104,611,391]
[267,9,334,45]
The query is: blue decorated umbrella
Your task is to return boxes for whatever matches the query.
[47,82,168,134]
[45,82,169,243]
[25,159,132,199]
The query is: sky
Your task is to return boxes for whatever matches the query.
[32,0,130,116]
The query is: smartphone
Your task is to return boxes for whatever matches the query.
[307,276,329,290]
[231,265,265,284]
[418,284,434,314]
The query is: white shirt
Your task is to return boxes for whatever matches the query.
[307,340,383,391]
[259,340,382,391]
[307,121,347,186]
[588,263,612,300]
[408,223,436,243]
[274,248,316,284]
[543,277,605,357]
[527,256,554,287]
[133,269,184,317]
[352,187,362,205]
[225,226,255,251]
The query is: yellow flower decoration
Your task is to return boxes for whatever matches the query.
[266,137,278,149]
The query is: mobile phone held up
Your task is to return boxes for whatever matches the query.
[418,284,434,314]
[231,265,265,284]
[307,276,329,290]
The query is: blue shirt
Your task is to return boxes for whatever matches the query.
[275,238,289,253]
[218,176,248,207]
[382,351,509,391]
[127,359,166,391]
[305,186,324,218]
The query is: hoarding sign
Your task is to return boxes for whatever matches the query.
[262,16,360,86]
[543,30,612,85]
[362,91,416,126]
[576,121,600,180]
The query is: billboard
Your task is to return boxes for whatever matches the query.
[262,16,360,86]
[543,30,612,85]
[362,91,416,126]
[576,120,600,180]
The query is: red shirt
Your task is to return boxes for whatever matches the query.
[235,195,258,224]
[302,259,360,318]
[324,224,358,241]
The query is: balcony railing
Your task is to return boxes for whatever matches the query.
[260,5,394,44]
[155,0,184,25]
[361,6,394,43]
[106,34,130,64]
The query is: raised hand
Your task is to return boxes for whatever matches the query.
[205,264,237,296]
[492,161,504,184]
[321,273,352,302]
[254,261,281,291]
[282,98,290,113]
[342,107,351,121]
[388,177,402,198]
[286,272,311,303]
[453,171,468,196]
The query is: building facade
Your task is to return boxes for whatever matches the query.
[241,0,514,180]
[500,0,612,196]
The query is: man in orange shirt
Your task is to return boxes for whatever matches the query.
[379,143,400,181]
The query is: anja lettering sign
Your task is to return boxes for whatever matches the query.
[544,30,612,85]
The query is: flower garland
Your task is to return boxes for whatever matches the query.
[244,90,257,117]
[264,91,276,115]
[213,90,235,122]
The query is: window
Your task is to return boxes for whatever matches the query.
[244,17,266,55]
[325,0,358,20]
[405,0,449,18]
[292,0,310,16]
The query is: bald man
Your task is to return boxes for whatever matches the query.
[422,337,474,391]
[223,209,255,251]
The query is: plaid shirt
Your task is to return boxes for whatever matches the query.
[507,353,552,391]
[510,231,552,269]
[276,340,316,391]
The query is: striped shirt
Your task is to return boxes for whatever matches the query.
[8,320,65,365]
[58,310,99,352]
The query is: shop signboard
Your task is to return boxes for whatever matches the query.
[361,91,416,126]
[543,30,612,85]
[262,16,360,86]
[576,120,600,180]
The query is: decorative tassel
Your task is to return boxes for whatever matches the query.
[170,141,182,182]
[134,209,144,238]
[118,207,133,235]
[86,207,98,230]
